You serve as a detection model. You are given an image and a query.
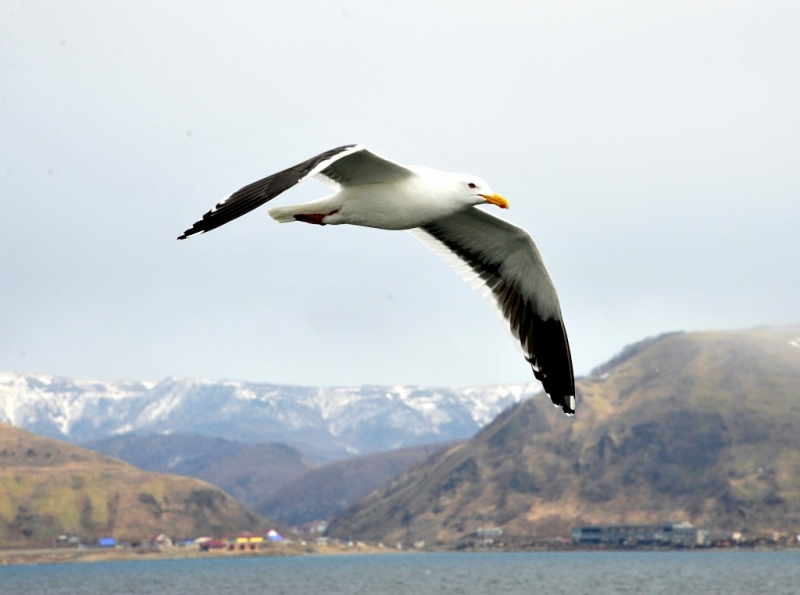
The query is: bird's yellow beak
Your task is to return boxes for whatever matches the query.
[480,193,509,209]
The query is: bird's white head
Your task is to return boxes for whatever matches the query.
[459,175,509,210]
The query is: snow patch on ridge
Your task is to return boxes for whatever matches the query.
[0,370,543,456]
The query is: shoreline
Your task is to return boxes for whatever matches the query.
[0,541,412,567]
[1,543,797,567]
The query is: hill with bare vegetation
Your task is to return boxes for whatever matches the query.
[83,434,318,508]
[0,424,277,547]
[256,442,456,525]
[328,327,800,545]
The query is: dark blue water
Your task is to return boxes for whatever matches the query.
[1,551,799,595]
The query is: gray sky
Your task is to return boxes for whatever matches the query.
[1,1,798,387]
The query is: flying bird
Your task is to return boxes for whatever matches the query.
[178,145,576,414]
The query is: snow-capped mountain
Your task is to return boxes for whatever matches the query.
[0,371,538,458]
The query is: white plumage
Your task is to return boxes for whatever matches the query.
[178,145,576,414]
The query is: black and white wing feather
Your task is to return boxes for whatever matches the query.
[178,145,413,239]
[411,208,575,414]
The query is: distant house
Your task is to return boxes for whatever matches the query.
[225,532,266,550]
[98,537,116,547]
[294,520,328,534]
[204,530,286,551]
[150,533,173,547]
[56,534,80,547]
[475,527,504,538]
[571,521,708,547]
[199,539,226,552]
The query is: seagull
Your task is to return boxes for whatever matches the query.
[178,145,576,414]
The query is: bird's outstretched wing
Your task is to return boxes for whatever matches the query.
[411,208,575,414]
[178,145,413,239]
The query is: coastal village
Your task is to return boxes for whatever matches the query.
[14,519,797,566]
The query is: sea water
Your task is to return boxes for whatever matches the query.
[1,550,799,595]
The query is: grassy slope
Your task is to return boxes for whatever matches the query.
[0,425,276,547]
[328,327,800,544]
[84,434,319,508]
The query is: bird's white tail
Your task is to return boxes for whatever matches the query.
[267,206,297,223]
[268,196,339,223]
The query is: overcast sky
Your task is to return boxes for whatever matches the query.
[1,1,798,388]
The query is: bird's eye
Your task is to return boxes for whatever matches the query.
[468,183,477,189]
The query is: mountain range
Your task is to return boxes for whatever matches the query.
[328,327,800,544]
[5,325,799,547]
[0,373,535,459]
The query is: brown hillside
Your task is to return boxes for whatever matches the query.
[84,434,319,508]
[257,442,455,526]
[328,327,800,545]
[0,424,278,547]
[198,442,319,508]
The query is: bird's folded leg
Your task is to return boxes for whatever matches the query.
[293,210,338,226]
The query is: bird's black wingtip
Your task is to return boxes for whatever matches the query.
[177,228,201,241]
[562,394,576,416]
[532,365,575,415]
[544,389,576,416]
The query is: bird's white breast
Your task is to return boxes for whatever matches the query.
[329,170,468,230]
